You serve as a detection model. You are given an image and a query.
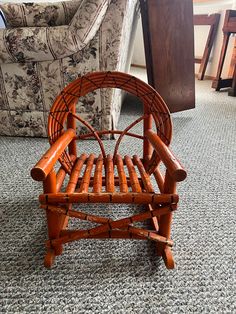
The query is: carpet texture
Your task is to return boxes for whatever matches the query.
[0,80,235,313]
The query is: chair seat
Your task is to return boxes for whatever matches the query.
[50,153,177,205]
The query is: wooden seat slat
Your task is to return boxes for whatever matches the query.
[106,154,115,193]
[78,154,95,193]
[93,154,103,193]
[116,154,128,193]
[66,153,87,193]
[124,155,142,193]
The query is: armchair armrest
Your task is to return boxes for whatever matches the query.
[0,0,109,64]
[0,25,76,64]
[31,129,76,182]
[0,1,80,28]
[145,130,187,182]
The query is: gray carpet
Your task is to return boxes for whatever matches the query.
[0,80,235,313]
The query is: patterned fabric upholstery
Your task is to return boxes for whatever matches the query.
[0,0,139,137]
[0,1,80,27]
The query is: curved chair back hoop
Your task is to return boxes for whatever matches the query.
[70,112,106,158]
[48,71,172,173]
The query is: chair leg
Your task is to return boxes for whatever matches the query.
[44,248,56,268]
[162,246,175,269]
[43,170,66,267]
[228,65,236,96]
[156,171,176,269]
[228,38,236,77]
[146,204,159,231]
[156,212,175,269]
[198,23,217,81]
[212,33,230,90]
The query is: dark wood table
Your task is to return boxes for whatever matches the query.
[140,0,195,113]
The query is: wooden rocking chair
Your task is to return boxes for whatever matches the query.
[31,71,187,269]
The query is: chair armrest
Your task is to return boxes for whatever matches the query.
[145,130,187,182]
[31,129,76,182]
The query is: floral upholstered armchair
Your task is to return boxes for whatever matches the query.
[0,0,139,136]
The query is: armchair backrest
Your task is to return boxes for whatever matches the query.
[69,0,109,45]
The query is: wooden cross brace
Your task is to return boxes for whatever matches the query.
[41,203,177,249]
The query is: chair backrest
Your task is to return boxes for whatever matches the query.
[48,71,172,174]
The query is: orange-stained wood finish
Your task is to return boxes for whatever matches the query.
[43,170,64,264]
[39,192,179,205]
[31,129,76,181]
[93,154,103,193]
[106,154,115,192]
[66,153,87,193]
[78,154,95,193]
[124,155,142,193]
[116,154,128,193]
[67,104,77,158]
[30,71,187,270]
[145,130,187,182]
[156,171,177,264]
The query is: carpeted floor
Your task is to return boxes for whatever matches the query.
[0,80,235,313]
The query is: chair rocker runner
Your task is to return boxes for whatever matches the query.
[31,71,187,269]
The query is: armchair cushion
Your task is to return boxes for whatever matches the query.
[0,0,109,63]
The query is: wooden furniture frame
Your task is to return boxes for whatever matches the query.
[228,38,236,78]
[140,0,195,113]
[212,10,236,96]
[194,13,220,80]
[31,71,187,269]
